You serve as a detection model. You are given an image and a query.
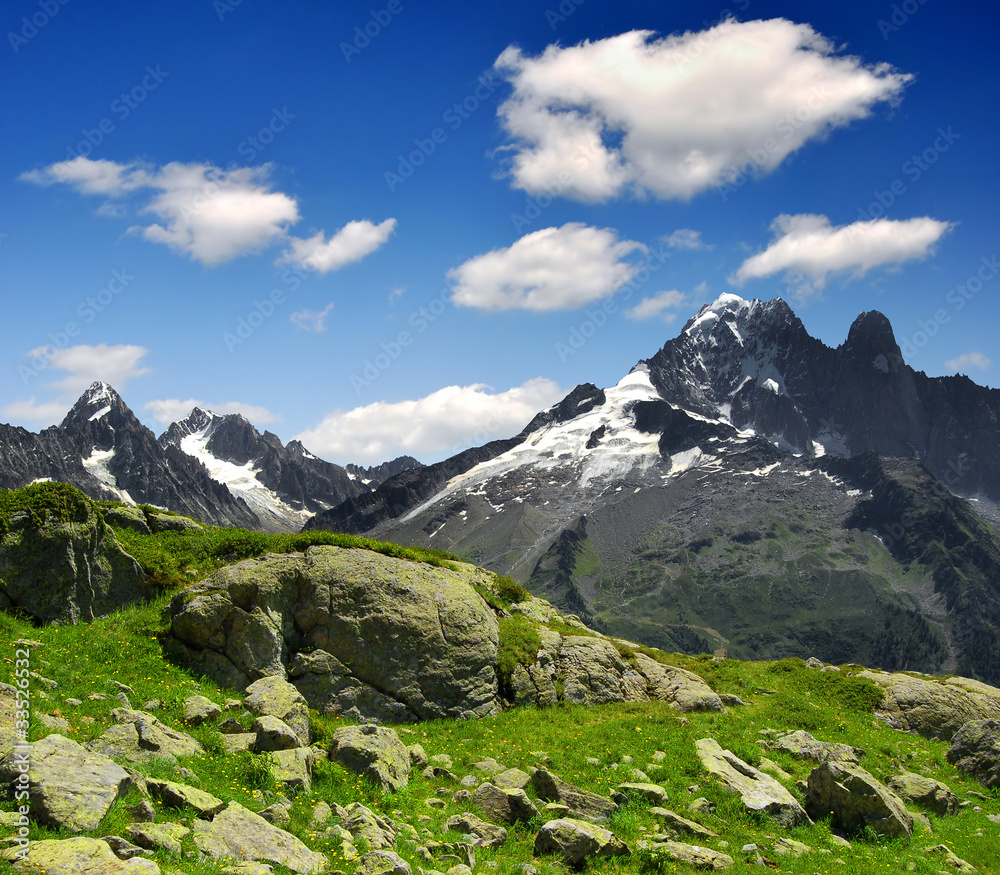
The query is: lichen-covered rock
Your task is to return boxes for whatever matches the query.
[530,769,618,823]
[946,719,1000,788]
[244,676,310,746]
[3,836,161,874]
[925,844,979,873]
[253,715,302,752]
[859,671,1000,740]
[269,746,315,793]
[474,782,539,824]
[343,802,397,849]
[638,839,733,870]
[355,850,412,875]
[168,547,500,723]
[648,808,718,839]
[446,812,508,848]
[770,730,865,765]
[0,734,130,832]
[183,695,221,726]
[0,488,150,624]
[193,801,328,873]
[126,822,190,855]
[86,708,202,763]
[888,771,960,815]
[557,636,649,705]
[695,738,810,828]
[634,655,724,712]
[533,818,630,868]
[147,778,224,817]
[329,724,410,792]
[804,760,913,839]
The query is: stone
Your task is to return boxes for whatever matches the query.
[533,818,630,868]
[634,654,725,712]
[472,756,506,775]
[494,767,531,790]
[310,801,332,825]
[355,850,412,875]
[688,797,716,816]
[946,719,1000,788]
[220,716,245,734]
[86,708,202,763]
[269,746,315,793]
[473,782,539,824]
[648,807,718,839]
[100,836,151,860]
[888,771,960,815]
[343,802,397,849]
[445,813,507,848]
[168,547,501,723]
[0,734,130,832]
[557,636,649,705]
[183,694,222,726]
[695,738,810,828]
[3,836,161,874]
[125,822,190,855]
[771,730,865,765]
[147,511,202,532]
[408,743,428,768]
[613,782,667,804]
[260,803,292,826]
[220,733,257,754]
[193,801,328,873]
[244,676,310,745]
[147,777,224,817]
[639,839,733,870]
[127,800,157,822]
[859,671,1000,740]
[773,837,812,857]
[804,760,913,839]
[430,753,453,769]
[530,768,618,822]
[757,757,792,781]
[925,844,979,873]
[254,715,302,752]
[329,724,410,792]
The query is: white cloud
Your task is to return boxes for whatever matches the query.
[664,229,708,250]
[449,223,645,311]
[494,21,911,201]
[625,290,687,322]
[945,351,992,372]
[290,303,335,333]
[144,398,278,427]
[295,378,565,465]
[3,343,150,427]
[731,214,953,297]
[20,156,150,195]
[279,218,397,273]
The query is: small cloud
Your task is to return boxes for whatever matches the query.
[279,219,396,274]
[290,303,335,333]
[625,290,687,322]
[945,351,992,372]
[389,287,406,302]
[663,229,709,250]
[144,398,278,427]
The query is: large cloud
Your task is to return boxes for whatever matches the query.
[21,157,394,269]
[494,20,911,201]
[295,378,565,465]
[731,214,953,297]
[144,398,278,427]
[449,223,645,311]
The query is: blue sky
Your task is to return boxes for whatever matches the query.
[2,0,997,465]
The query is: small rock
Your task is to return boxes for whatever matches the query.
[355,850,412,875]
[773,837,811,857]
[65,698,83,706]
[408,744,428,768]
[101,835,153,860]
[925,843,979,873]
[141,700,161,711]
[126,822,191,855]
[473,782,539,824]
[688,797,716,816]
[184,695,222,726]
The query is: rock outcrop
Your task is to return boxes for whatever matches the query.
[167,547,500,723]
[804,761,913,839]
[4,836,161,874]
[946,719,1000,788]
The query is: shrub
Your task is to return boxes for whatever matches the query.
[497,615,542,691]
[493,574,530,605]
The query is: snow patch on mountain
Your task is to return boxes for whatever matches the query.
[82,447,135,504]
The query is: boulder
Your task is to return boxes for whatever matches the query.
[183,695,221,726]
[804,760,913,839]
[343,802,397,849]
[859,671,1000,740]
[147,511,203,532]
[530,769,618,822]
[770,730,864,764]
[925,844,979,873]
[494,767,531,790]
[533,818,630,868]
[638,839,733,870]
[946,719,1000,788]
[147,777,224,817]
[269,746,315,793]
[0,734,130,832]
[329,724,410,792]
[253,715,302,752]
[101,505,151,534]
[167,547,500,723]
[100,835,151,860]
[0,489,151,624]
[613,782,667,804]
[695,738,810,828]
[557,637,649,705]
[192,801,328,873]
[888,771,960,815]
[445,812,508,848]
[648,808,718,839]
[3,836,161,874]
[473,782,539,824]
[244,676,310,745]
[634,654,725,712]
[355,850,413,875]
[86,708,202,763]
[126,822,190,855]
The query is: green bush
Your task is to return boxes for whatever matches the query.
[493,574,530,605]
[497,615,542,690]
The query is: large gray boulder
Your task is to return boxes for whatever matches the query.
[888,771,959,815]
[557,636,649,705]
[633,654,725,712]
[329,724,410,792]
[3,836,161,874]
[0,734,130,832]
[473,782,539,824]
[0,489,151,624]
[804,760,913,839]
[530,769,618,822]
[859,670,1000,740]
[946,719,1000,788]
[695,738,810,828]
[192,801,328,873]
[244,676,310,745]
[533,818,630,868]
[168,547,500,723]
[86,708,202,763]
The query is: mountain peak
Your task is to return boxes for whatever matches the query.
[79,381,122,406]
[844,310,901,358]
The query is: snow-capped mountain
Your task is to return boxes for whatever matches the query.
[308,294,1000,683]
